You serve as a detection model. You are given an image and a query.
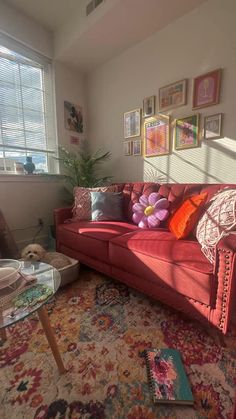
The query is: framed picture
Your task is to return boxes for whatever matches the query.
[143,95,155,118]
[144,115,170,157]
[133,139,142,156]
[64,101,83,133]
[123,141,132,156]
[159,79,187,112]
[174,114,199,150]
[204,113,222,139]
[124,108,141,138]
[192,69,221,109]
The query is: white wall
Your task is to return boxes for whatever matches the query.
[0,1,87,248]
[54,61,87,150]
[87,0,236,184]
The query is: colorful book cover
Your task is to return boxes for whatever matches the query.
[144,348,194,405]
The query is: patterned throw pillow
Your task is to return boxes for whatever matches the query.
[72,185,118,221]
[196,189,236,263]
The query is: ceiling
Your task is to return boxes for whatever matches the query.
[5,0,84,30]
[4,0,208,72]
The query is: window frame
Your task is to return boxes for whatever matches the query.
[0,33,58,175]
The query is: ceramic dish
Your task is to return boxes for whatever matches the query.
[0,259,21,289]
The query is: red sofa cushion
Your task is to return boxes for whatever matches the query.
[57,221,138,263]
[109,229,214,305]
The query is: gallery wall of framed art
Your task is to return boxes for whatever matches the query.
[122,68,223,159]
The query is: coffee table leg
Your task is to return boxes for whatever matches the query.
[37,305,66,375]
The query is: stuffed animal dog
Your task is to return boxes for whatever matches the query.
[21,244,71,269]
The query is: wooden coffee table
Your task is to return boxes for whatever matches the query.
[0,261,66,375]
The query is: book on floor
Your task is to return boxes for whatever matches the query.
[143,348,194,405]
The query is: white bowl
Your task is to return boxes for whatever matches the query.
[0,259,21,289]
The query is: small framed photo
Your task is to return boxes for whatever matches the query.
[204,113,222,139]
[123,140,132,156]
[143,95,155,118]
[124,108,141,138]
[174,114,199,150]
[192,69,221,109]
[159,79,187,112]
[133,139,142,156]
[144,114,170,157]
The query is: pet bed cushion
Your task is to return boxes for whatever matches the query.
[196,188,236,263]
[72,185,118,221]
[169,192,208,239]
[91,192,124,221]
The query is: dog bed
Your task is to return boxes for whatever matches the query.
[58,257,79,287]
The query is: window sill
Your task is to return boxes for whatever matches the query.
[0,173,64,183]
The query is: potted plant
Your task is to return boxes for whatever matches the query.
[56,144,113,203]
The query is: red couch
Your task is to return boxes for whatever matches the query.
[54,182,236,334]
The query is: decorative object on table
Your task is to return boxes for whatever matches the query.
[143,348,194,405]
[196,188,236,263]
[64,100,83,133]
[132,192,169,228]
[143,95,155,118]
[72,185,119,221]
[21,244,72,269]
[55,144,112,203]
[203,113,222,139]
[124,108,141,138]
[133,139,142,156]
[123,140,132,156]
[174,114,199,150]
[91,192,124,221]
[159,79,187,112]
[24,156,35,174]
[192,69,221,109]
[144,114,170,157]
[168,192,208,239]
[13,284,53,308]
[0,259,21,290]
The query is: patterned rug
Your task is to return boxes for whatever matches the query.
[0,267,235,419]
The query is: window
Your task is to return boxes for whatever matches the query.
[0,34,57,174]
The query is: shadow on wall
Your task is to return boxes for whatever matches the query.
[143,136,236,183]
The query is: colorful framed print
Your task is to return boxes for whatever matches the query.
[159,79,187,112]
[64,101,83,133]
[174,114,199,150]
[133,139,142,156]
[143,95,155,118]
[204,113,222,139]
[144,115,170,157]
[192,69,221,109]
[124,108,141,138]
[123,140,132,156]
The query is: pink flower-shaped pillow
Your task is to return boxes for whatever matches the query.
[132,193,169,228]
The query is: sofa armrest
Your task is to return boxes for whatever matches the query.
[54,207,73,227]
[214,232,236,333]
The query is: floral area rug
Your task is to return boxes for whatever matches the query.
[0,267,235,419]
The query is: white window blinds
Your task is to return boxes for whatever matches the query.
[0,34,57,174]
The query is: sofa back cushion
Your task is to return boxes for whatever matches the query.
[118,183,236,222]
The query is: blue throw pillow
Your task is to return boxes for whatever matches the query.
[91,192,124,221]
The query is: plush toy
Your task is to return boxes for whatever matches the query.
[132,193,169,228]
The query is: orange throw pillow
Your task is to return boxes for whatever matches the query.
[169,192,208,239]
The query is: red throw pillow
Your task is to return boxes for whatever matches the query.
[169,192,208,239]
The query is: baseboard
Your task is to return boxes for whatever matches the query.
[16,235,49,251]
